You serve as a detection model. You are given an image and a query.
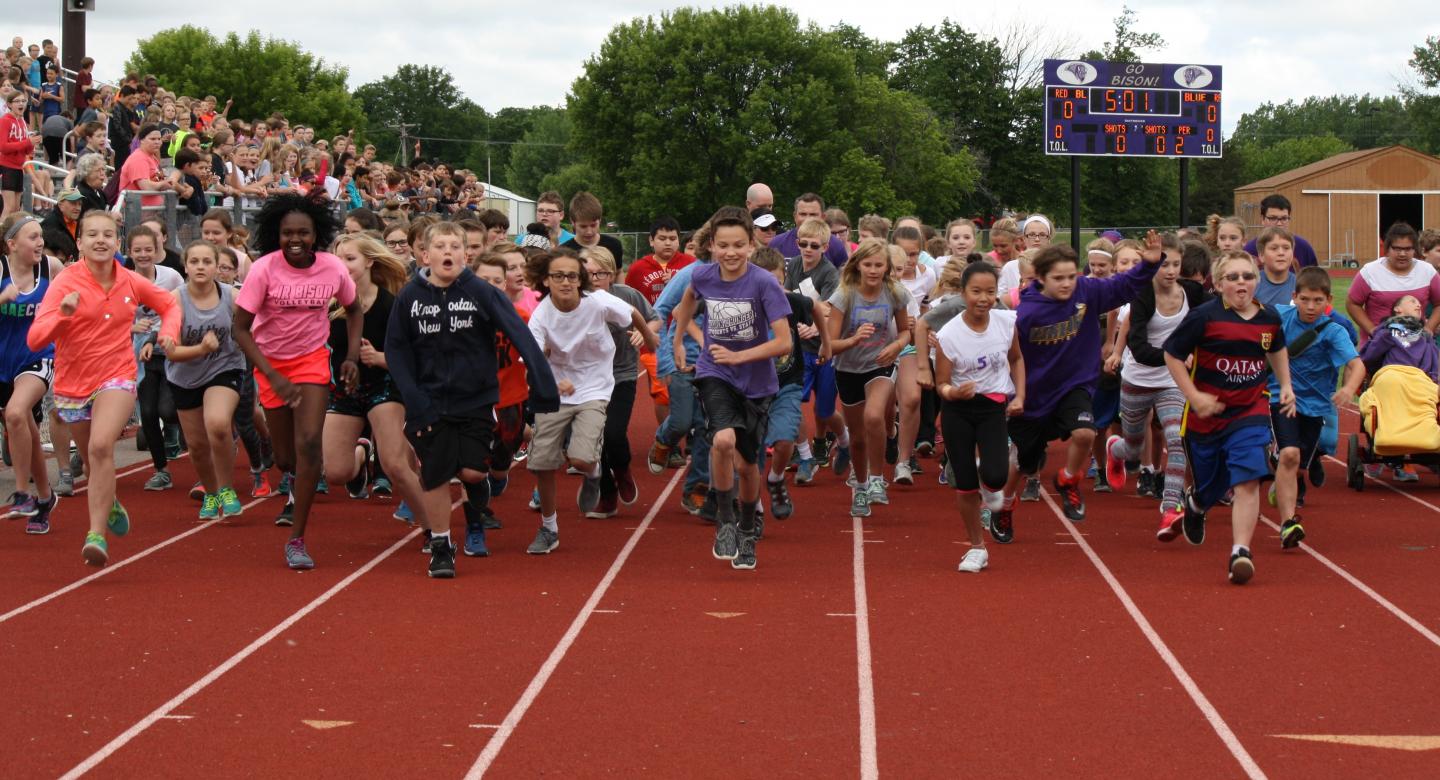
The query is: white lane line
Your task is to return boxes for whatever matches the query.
[464,469,684,779]
[0,493,276,626]
[1039,493,1267,780]
[59,525,424,779]
[1322,454,1440,514]
[852,515,879,780]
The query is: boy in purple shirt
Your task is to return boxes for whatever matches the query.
[1002,234,1163,539]
[672,206,792,571]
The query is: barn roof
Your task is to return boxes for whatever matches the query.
[1233,147,1389,192]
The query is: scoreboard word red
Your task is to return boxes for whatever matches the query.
[1043,59,1223,158]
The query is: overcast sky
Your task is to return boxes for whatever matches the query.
[11,0,1439,136]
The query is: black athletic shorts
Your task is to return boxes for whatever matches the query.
[168,369,245,411]
[1007,386,1095,474]
[1271,407,1323,465]
[406,413,496,491]
[0,358,53,424]
[696,376,771,465]
[835,366,894,406]
[328,375,400,417]
[0,165,22,193]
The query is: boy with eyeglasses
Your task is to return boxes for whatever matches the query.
[784,218,847,481]
[518,190,575,248]
[1244,194,1319,269]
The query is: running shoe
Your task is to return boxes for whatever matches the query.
[647,441,672,475]
[1394,465,1420,483]
[512,443,529,463]
[681,484,709,516]
[419,528,433,553]
[5,491,37,518]
[250,469,272,498]
[989,508,1014,544]
[832,445,852,476]
[278,471,294,496]
[1020,476,1042,502]
[188,481,205,501]
[766,479,793,520]
[1363,463,1383,480]
[980,507,991,531]
[1280,516,1306,549]
[1136,470,1157,499]
[285,537,315,570]
[527,526,559,555]
[586,491,619,519]
[26,493,57,535]
[219,487,243,517]
[528,488,542,511]
[69,451,84,478]
[1092,475,1112,494]
[1308,457,1326,488]
[55,471,74,497]
[316,475,329,494]
[429,536,457,578]
[481,506,502,530]
[812,437,831,468]
[144,470,173,491]
[916,440,934,458]
[1267,482,1277,508]
[393,501,413,523]
[893,459,914,486]
[1156,507,1184,543]
[732,532,757,570]
[1085,456,1099,480]
[82,531,108,566]
[1181,491,1206,546]
[108,499,130,536]
[666,450,687,469]
[1053,474,1085,521]
[794,457,818,485]
[371,476,393,496]
[712,521,739,560]
[1218,489,1234,506]
[347,439,372,499]
[1228,547,1254,584]
[487,473,509,498]
[1103,435,1127,492]
[850,486,871,518]
[274,498,295,527]
[957,547,989,573]
[464,520,490,557]
[616,469,639,505]
[199,493,221,520]
[577,474,601,513]
[939,455,950,486]
[867,477,889,505]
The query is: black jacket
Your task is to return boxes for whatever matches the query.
[386,268,559,433]
[1126,278,1210,367]
[40,208,77,263]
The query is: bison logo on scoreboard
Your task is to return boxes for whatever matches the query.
[1175,65,1214,89]
[1056,61,1098,85]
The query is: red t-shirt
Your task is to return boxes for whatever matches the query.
[72,72,92,110]
[496,303,530,409]
[624,253,696,305]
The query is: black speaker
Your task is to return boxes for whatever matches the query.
[67,0,95,11]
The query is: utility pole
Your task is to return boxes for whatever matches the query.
[390,121,416,166]
[60,0,89,72]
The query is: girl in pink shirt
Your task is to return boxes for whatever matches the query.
[27,211,181,566]
[234,193,361,570]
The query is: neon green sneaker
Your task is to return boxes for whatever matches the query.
[218,486,243,517]
[108,499,130,536]
[82,531,108,566]
[199,493,220,520]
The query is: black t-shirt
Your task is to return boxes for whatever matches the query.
[329,286,396,391]
[777,291,812,387]
[180,172,207,215]
[563,234,626,268]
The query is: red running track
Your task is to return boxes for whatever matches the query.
[2,393,1439,778]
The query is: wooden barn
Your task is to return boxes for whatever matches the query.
[1233,145,1440,265]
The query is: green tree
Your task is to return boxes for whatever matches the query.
[824,23,893,80]
[1403,37,1440,154]
[354,65,488,166]
[1232,95,1412,152]
[1099,5,1166,63]
[1235,134,1354,185]
[822,148,908,218]
[504,107,575,198]
[467,106,548,190]
[126,26,365,138]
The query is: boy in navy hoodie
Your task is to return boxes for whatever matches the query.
[1001,234,1163,539]
[387,222,560,578]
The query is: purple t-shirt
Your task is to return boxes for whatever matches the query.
[769,229,848,267]
[691,262,790,398]
[1245,234,1318,268]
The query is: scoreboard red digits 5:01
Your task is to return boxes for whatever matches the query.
[1043,59,1223,158]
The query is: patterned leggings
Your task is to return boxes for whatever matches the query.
[1111,383,1187,513]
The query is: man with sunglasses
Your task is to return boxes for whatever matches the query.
[1243,194,1319,269]
[768,192,848,267]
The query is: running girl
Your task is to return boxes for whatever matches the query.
[934,262,1024,569]
[28,211,180,565]
[128,225,185,491]
[0,212,64,533]
[200,209,252,280]
[826,238,912,517]
[233,193,362,570]
[164,240,247,520]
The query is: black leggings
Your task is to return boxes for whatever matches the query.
[940,396,1010,492]
[234,369,270,469]
[138,357,178,471]
[599,379,637,495]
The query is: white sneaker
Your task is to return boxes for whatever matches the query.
[893,460,914,485]
[958,547,989,573]
[979,485,1004,512]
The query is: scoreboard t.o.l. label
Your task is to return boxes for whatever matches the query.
[1043,59,1223,158]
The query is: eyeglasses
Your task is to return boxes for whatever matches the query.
[1024,232,1050,240]
[1221,272,1258,282]
[536,207,562,215]
[1390,245,1416,254]
[831,228,849,237]
[385,239,408,248]
[589,270,613,279]
[797,241,824,250]
[1261,214,1292,224]
[548,272,581,282]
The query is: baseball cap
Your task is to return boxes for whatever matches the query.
[750,207,779,230]
[56,188,84,202]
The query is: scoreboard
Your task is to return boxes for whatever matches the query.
[1043,59,1223,158]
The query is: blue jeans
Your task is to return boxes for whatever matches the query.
[656,371,710,491]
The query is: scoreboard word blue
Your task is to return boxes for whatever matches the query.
[1043,59,1223,158]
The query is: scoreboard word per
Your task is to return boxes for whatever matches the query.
[1042,59,1223,158]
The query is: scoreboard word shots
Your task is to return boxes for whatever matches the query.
[1043,59,1223,158]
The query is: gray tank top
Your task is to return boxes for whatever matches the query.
[165,282,246,389]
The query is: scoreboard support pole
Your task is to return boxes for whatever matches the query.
[1178,158,1190,230]
[1070,157,1082,254]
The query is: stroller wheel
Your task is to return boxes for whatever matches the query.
[1346,433,1364,491]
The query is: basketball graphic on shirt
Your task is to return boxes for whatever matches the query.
[706,298,756,342]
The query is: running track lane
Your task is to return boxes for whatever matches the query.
[1060,460,1440,778]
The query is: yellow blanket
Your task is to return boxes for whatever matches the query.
[1360,365,1440,455]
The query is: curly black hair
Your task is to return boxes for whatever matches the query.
[252,192,338,256]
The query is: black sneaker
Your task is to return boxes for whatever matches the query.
[812,437,831,468]
[482,506,502,530]
[713,522,739,560]
[885,435,898,465]
[420,528,434,553]
[1181,491,1206,546]
[732,532,757,570]
[346,439,372,499]
[1136,470,1155,498]
[766,480,793,520]
[1229,547,1254,584]
[1053,474,1085,521]
[274,498,295,527]
[428,537,457,579]
[1308,457,1326,488]
[1020,476,1042,502]
[1280,516,1306,549]
[989,507,1014,544]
